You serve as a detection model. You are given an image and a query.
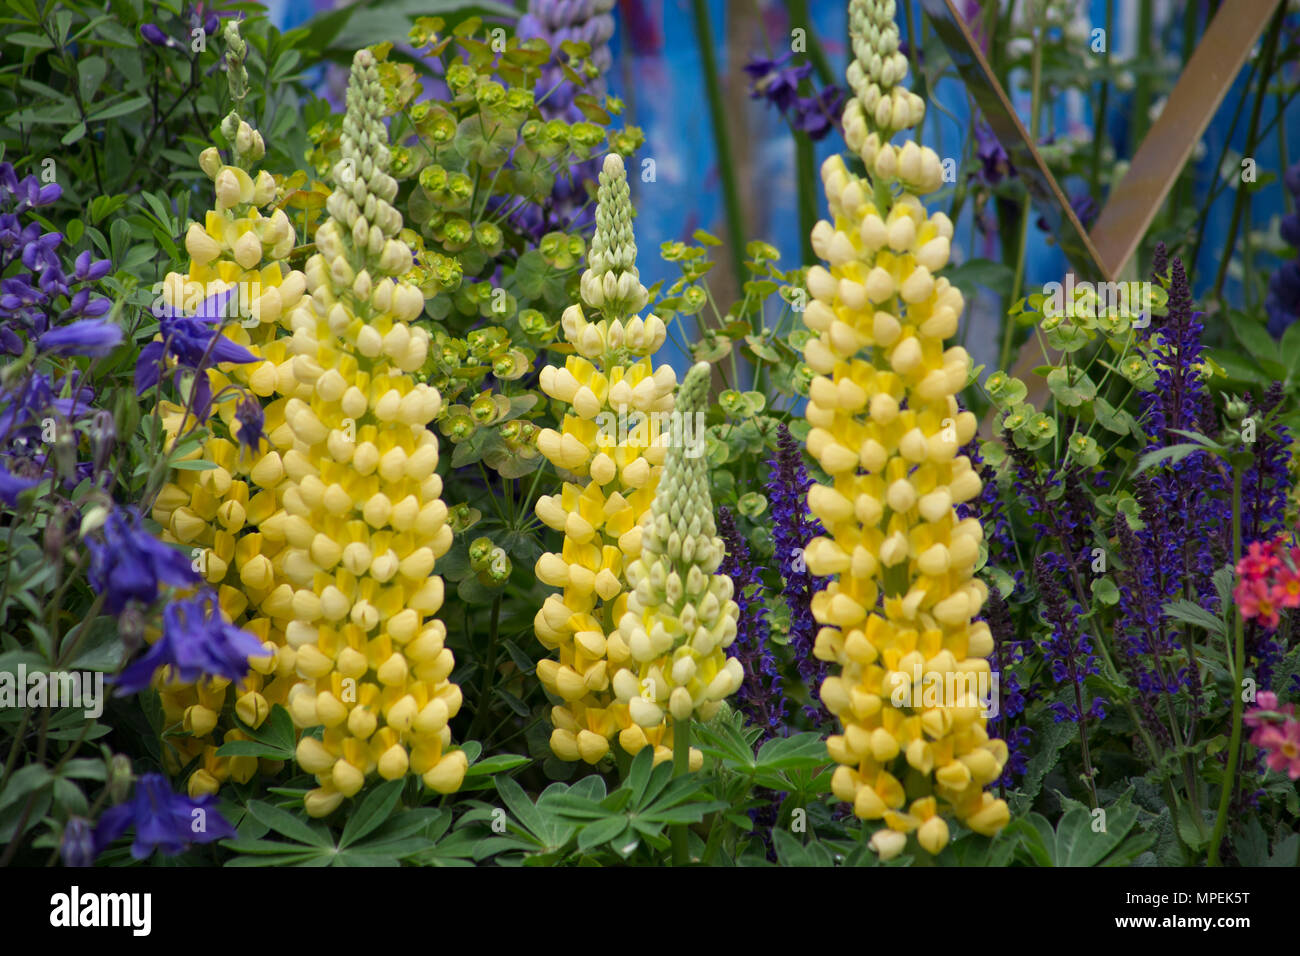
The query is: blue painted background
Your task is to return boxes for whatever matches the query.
[264,0,1298,373]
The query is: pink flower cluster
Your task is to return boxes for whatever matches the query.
[1244,692,1300,780]
[1233,538,1300,630]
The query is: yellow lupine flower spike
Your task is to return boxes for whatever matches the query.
[534,153,682,765]
[267,49,462,816]
[147,23,310,798]
[612,361,743,730]
[801,0,1010,856]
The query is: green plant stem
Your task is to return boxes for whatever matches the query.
[791,0,835,87]
[795,131,817,266]
[1089,0,1113,191]
[1208,467,1247,866]
[1211,6,1282,304]
[690,0,747,286]
[671,716,691,865]
[465,595,503,743]
[999,16,1043,372]
[1131,0,1153,159]
[1189,55,1260,272]
[1281,92,1293,216]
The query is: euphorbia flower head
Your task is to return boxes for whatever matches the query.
[797,0,1009,856]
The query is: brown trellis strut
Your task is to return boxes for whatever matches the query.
[919,0,1282,400]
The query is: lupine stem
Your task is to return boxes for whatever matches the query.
[795,131,817,265]
[671,716,691,865]
[690,0,747,285]
[999,10,1042,372]
[466,594,503,743]
[1209,466,1247,866]
[1211,7,1282,304]
[1089,0,1113,192]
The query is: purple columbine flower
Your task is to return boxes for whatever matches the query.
[60,817,96,867]
[87,508,199,615]
[0,163,115,354]
[718,506,789,739]
[743,53,813,112]
[234,395,266,455]
[971,119,1013,187]
[0,463,37,505]
[792,84,845,142]
[93,773,236,861]
[141,2,224,51]
[0,372,90,448]
[1037,190,1098,233]
[37,318,122,358]
[766,422,828,722]
[134,289,257,420]
[140,23,172,46]
[115,591,268,695]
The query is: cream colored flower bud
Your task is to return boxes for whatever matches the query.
[215,168,243,208]
[185,224,221,265]
[253,170,277,207]
[198,147,222,179]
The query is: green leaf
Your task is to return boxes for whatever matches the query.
[1012,711,1074,811]
[339,779,404,849]
[465,753,530,777]
[1133,443,1206,475]
[213,739,289,760]
[1162,599,1226,638]
[77,55,107,104]
[1091,576,1120,606]
[624,747,653,802]
[493,775,547,839]
[226,704,296,759]
[1230,311,1278,363]
[943,258,1015,300]
[59,758,107,782]
[244,801,333,849]
[0,764,52,814]
[1283,321,1300,379]
[576,815,628,852]
[754,732,828,772]
[86,95,150,123]
[1206,348,1269,386]
[1049,790,1146,866]
[1092,396,1135,436]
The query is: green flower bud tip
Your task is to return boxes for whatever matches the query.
[579,153,649,319]
[317,49,412,288]
[654,361,715,540]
